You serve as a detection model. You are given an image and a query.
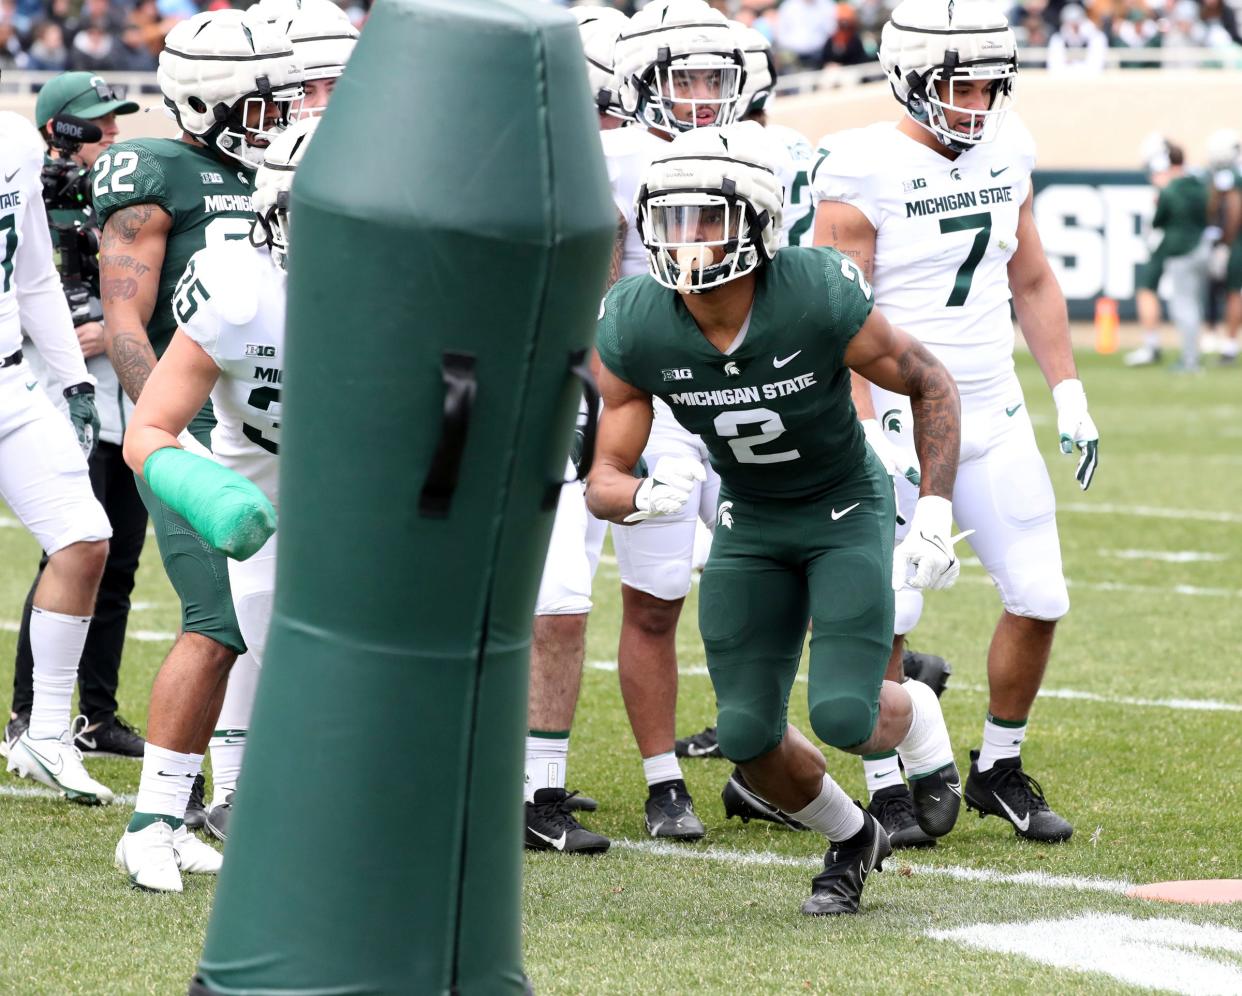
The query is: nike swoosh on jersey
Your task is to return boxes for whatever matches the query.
[993,792,1030,832]
[1005,403,1023,417]
[529,827,567,851]
[773,350,802,368]
[25,382,37,391]
[990,166,1009,177]
[4,169,19,183]
[831,502,860,521]
[23,740,64,777]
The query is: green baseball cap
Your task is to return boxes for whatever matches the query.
[35,72,141,129]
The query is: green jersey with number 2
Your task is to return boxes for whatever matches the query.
[597,247,874,501]
[92,138,256,359]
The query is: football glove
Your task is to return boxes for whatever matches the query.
[892,496,970,591]
[1052,378,1099,491]
[144,446,276,560]
[861,417,920,525]
[64,383,100,460]
[623,456,706,524]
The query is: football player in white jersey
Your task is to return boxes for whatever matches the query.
[520,5,627,857]
[0,111,113,805]
[116,119,315,891]
[199,0,356,843]
[812,0,1098,845]
[599,0,748,841]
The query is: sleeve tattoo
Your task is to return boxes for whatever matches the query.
[898,338,960,499]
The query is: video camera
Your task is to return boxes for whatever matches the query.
[41,113,104,327]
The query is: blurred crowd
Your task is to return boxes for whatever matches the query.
[565,0,1242,73]
[0,0,367,73]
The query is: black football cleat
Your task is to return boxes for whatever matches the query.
[206,791,233,842]
[801,806,892,916]
[909,761,962,838]
[74,715,145,759]
[866,784,935,849]
[722,768,806,831]
[183,773,208,832]
[902,650,952,698]
[563,791,598,813]
[645,779,706,840]
[0,712,29,759]
[964,750,1073,843]
[525,788,610,854]
[675,725,723,759]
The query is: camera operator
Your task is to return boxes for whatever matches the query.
[4,72,147,759]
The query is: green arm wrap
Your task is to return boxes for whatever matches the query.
[144,446,276,561]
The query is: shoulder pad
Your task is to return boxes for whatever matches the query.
[191,241,264,327]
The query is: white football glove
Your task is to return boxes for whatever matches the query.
[892,496,969,592]
[861,418,920,525]
[1052,379,1099,491]
[623,456,706,524]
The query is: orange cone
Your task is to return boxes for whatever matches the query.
[1095,297,1119,355]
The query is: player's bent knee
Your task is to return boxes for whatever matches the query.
[1001,575,1069,622]
[809,694,876,751]
[716,708,783,763]
[893,587,924,637]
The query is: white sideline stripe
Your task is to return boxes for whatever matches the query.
[959,574,1242,599]
[0,620,174,643]
[1061,502,1242,525]
[1101,549,1226,563]
[614,840,1130,894]
[0,515,18,528]
[587,662,1242,713]
[0,784,137,805]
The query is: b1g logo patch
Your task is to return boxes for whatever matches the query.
[200,172,224,185]
[662,367,692,381]
[245,343,277,357]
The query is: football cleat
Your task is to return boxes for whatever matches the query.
[73,714,145,759]
[675,725,723,759]
[525,788,610,855]
[206,792,233,842]
[964,750,1073,843]
[564,791,598,813]
[1123,345,1162,367]
[801,805,891,916]
[644,780,706,840]
[908,761,961,838]
[173,825,223,874]
[115,822,183,893]
[6,730,113,804]
[722,768,806,831]
[183,773,208,831]
[866,784,935,849]
[0,712,28,759]
[901,650,952,698]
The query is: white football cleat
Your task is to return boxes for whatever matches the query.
[172,825,223,875]
[1123,345,1162,367]
[115,822,183,893]
[6,731,114,805]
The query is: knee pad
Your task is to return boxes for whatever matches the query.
[893,587,924,637]
[716,707,783,764]
[1000,571,1069,622]
[809,693,876,751]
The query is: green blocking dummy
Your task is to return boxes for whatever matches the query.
[189,1,614,993]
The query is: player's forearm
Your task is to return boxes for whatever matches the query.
[585,464,643,524]
[903,344,960,500]
[606,210,626,291]
[105,323,158,403]
[1014,274,1078,390]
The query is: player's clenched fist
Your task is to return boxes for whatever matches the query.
[892,496,970,591]
[623,456,707,524]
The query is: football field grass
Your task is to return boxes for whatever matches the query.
[1,351,1241,994]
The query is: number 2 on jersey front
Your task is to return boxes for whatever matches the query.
[714,408,800,465]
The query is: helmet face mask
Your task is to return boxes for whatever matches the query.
[217,81,305,168]
[641,189,759,292]
[250,117,317,270]
[637,51,744,135]
[916,61,1014,150]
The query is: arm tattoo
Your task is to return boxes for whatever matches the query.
[826,222,874,279]
[607,209,626,290]
[99,253,152,279]
[899,338,960,499]
[101,276,138,302]
[107,327,158,403]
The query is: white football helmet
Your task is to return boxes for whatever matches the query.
[1206,129,1242,171]
[256,0,358,90]
[251,116,318,271]
[733,22,776,119]
[615,0,746,137]
[1140,132,1172,174]
[879,0,1017,152]
[573,5,630,120]
[158,9,303,169]
[636,121,783,293]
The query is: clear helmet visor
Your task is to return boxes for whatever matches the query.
[922,62,1014,148]
[643,54,743,135]
[641,191,758,292]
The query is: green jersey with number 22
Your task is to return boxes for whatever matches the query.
[93,138,256,359]
[597,247,874,502]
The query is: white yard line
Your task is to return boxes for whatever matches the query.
[959,574,1242,599]
[586,662,1242,713]
[0,620,174,643]
[614,839,1131,894]
[0,783,137,806]
[1060,502,1242,525]
[1101,549,1226,563]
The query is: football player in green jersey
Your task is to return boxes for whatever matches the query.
[98,9,302,892]
[588,124,967,916]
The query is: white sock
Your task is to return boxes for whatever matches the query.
[28,607,91,741]
[1143,329,1161,350]
[525,733,568,801]
[134,743,203,821]
[788,774,863,842]
[208,731,246,806]
[642,751,683,789]
[977,714,1027,772]
[862,751,904,801]
[897,679,955,779]
[1222,338,1239,358]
